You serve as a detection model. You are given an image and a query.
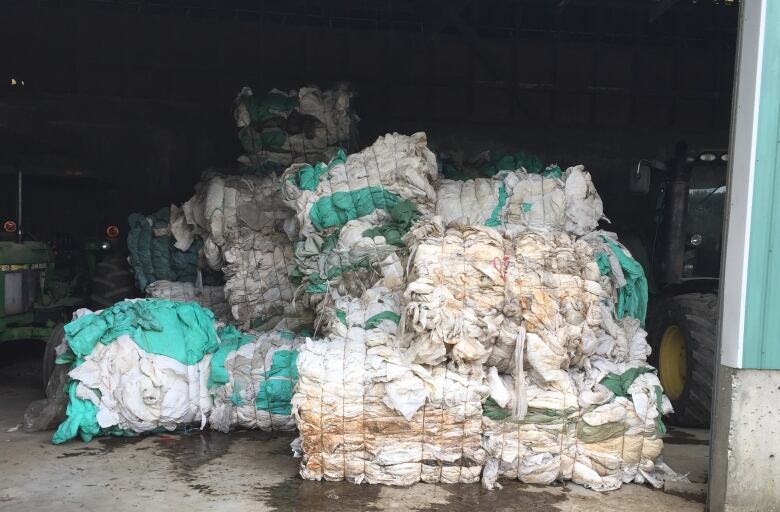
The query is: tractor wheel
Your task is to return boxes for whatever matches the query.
[42,323,65,389]
[647,292,718,428]
[90,253,136,310]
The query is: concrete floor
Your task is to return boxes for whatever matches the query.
[0,341,709,512]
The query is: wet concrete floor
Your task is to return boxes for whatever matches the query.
[0,341,707,511]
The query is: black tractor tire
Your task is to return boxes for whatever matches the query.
[647,292,718,428]
[42,323,65,389]
[89,252,136,310]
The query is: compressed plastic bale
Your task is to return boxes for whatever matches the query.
[481,365,674,491]
[176,173,295,265]
[209,327,303,432]
[402,219,611,374]
[222,229,297,328]
[175,173,298,327]
[503,166,604,235]
[127,207,202,291]
[282,132,437,298]
[234,85,357,175]
[282,132,438,239]
[52,299,220,444]
[291,285,488,485]
[434,166,604,235]
[293,337,488,485]
[435,177,505,227]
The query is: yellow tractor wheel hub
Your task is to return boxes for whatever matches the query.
[659,325,687,400]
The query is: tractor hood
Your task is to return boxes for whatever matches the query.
[0,241,50,268]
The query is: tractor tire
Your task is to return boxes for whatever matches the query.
[89,252,136,310]
[42,323,65,389]
[647,292,718,428]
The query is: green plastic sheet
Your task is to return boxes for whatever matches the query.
[309,187,417,232]
[482,150,544,176]
[239,91,298,124]
[255,349,298,416]
[291,149,347,191]
[600,367,655,397]
[600,237,649,326]
[599,366,667,434]
[335,309,401,329]
[485,185,507,227]
[210,325,255,387]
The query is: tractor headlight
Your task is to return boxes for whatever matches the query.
[100,240,111,251]
[690,233,703,246]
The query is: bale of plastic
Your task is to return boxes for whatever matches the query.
[402,219,642,375]
[209,326,303,432]
[173,173,298,327]
[292,286,488,485]
[281,132,437,298]
[126,206,202,291]
[397,211,675,491]
[435,166,605,235]
[52,299,220,444]
[481,366,676,491]
[234,85,358,175]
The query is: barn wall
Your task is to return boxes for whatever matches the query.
[0,4,735,224]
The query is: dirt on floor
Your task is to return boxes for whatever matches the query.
[0,341,707,512]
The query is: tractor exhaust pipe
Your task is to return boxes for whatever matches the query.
[661,143,690,284]
[16,166,23,244]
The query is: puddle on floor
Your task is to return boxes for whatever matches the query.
[260,477,568,512]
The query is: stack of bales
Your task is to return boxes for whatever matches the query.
[291,133,491,485]
[141,85,358,329]
[403,165,671,491]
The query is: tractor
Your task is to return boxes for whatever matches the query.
[1,135,135,387]
[627,142,726,427]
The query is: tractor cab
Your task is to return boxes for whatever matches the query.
[627,143,727,428]
[630,145,727,292]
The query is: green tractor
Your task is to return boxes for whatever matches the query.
[627,142,726,427]
[1,141,135,387]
